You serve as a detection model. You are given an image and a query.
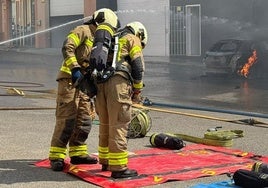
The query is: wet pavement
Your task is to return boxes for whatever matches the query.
[0,47,268,188]
[1,47,268,115]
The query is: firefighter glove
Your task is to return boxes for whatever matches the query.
[71,68,83,85]
[132,89,142,104]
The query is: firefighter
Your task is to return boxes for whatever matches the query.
[91,21,148,178]
[48,8,120,171]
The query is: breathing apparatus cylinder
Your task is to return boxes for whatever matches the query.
[149,133,185,150]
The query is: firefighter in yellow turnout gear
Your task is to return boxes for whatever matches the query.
[92,21,148,178]
[48,8,120,171]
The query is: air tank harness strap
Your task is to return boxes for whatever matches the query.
[95,64,132,84]
[173,129,244,147]
[96,66,115,84]
[115,60,133,83]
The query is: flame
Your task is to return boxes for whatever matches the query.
[238,50,258,78]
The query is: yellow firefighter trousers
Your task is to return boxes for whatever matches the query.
[49,78,95,160]
[95,74,132,171]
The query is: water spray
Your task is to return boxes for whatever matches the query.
[0,16,92,45]
[0,8,159,46]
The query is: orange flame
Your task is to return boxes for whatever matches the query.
[238,50,258,78]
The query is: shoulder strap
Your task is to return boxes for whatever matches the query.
[111,34,119,69]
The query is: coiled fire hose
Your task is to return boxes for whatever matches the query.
[128,107,152,138]
[132,98,268,128]
[173,129,244,147]
[149,129,244,148]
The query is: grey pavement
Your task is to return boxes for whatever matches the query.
[1,100,268,188]
[0,47,268,188]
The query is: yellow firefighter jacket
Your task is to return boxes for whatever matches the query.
[116,33,145,89]
[56,24,96,80]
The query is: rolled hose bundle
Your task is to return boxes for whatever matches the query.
[127,107,152,138]
[173,129,244,147]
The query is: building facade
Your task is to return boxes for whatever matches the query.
[0,0,49,48]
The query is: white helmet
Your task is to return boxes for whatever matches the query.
[93,8,120,30]
[127,21,148,48]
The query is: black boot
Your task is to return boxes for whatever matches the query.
[70,155,98,164]
[101,164,108,171]
[111,169,138,179]
[50,159,64,171]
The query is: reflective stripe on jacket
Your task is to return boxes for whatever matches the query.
[96,23,115,36]
[57,24,95,80]
[116,33,145,84]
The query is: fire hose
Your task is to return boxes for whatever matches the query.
[0,81,152,138]
[0,81,56,110]
[0,81,56,99]
[173,129,244,147]
[142,98,268,119]
[150,129,244,148]
[1,81,268,129]
[132,97,268,128]
[1,82,267,148]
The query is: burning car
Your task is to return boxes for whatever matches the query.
[203,39,260,77]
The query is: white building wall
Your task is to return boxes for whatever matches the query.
[49,0,170,56]
[117,0,170,56]
[50,0,83,17]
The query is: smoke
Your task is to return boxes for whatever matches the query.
[201,0,268,46]
[202,16,256,40]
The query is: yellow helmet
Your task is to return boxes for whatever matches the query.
[93,8,120,30]
[127,21,148,48]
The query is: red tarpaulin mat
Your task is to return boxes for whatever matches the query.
[34,144,268,188]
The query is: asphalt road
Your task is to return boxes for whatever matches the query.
[0,48,268,188]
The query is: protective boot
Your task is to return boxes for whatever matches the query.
[101,164,108,171]
[111,169,138,179]
[50,159,65,171]
[70,155,98,164]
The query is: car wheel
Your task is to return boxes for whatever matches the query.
[230,61,238,74]
[229,55,241,75]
